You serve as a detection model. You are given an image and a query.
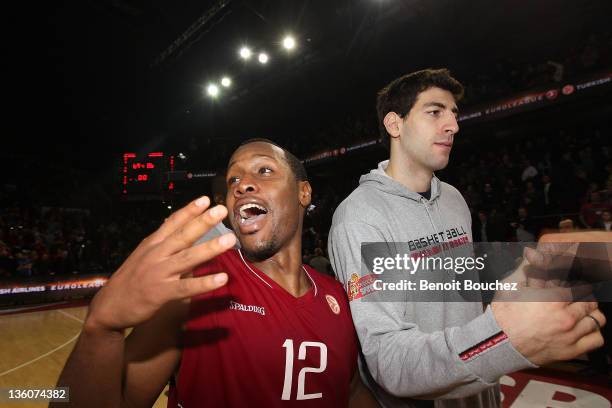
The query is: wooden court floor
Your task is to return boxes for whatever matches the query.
[0,304,168,407]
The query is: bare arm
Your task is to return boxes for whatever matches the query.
[51,197,236,408]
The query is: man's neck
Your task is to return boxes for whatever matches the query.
[386,156,433,193]
[251,239,311,297]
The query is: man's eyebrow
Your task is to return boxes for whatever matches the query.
[423,101,459,114]
[227,154,277,171]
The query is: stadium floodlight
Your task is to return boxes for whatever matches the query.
[239,46,252,60]
[221,76,232,87]
[258,52,269,64]
[206,83,219,97]
[282,36,296,50]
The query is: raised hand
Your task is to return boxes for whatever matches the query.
[85,196,237,333]
[491,231,609,366]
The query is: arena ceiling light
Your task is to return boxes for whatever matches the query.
[206,83,220,97]
[221,76,232,87]
[282,36,296,50]
[258,52,269,64]
[239,46,252,60]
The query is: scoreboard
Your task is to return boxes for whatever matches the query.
[121,152,175,195]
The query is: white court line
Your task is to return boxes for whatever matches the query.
[57,309,85,324]
[0,309,84,377]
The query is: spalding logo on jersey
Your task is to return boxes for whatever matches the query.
[325,294,340,315]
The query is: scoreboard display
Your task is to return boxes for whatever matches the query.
[121,152,175,195]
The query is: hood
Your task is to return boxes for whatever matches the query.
[359,160,441,202]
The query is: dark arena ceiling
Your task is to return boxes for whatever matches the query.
[6,0,612,169]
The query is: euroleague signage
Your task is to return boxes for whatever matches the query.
[459,71,612,123]
[0,277,108,296]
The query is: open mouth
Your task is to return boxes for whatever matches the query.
[235,202,269,233]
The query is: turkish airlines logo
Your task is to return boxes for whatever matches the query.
[562,84,575,95]
[229,300,266,316]
[325,295,340,315]
[545,89,559,100]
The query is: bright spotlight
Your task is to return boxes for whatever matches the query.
[239,46,252,60]
[282,36,296,50]
[206,84,219,97]
[258,52,269,64]
[221,77,232,87]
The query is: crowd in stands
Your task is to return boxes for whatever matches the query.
[2,129,610,281]
[0,205,161,279]
[297,126,612,273]
[460,30,612,105]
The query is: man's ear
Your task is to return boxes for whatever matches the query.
[299,181,312,208]
[383,112,402,140]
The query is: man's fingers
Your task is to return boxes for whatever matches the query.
[162,233,237,276]
[524,246,570,284]
[158,204,229,256]
[565,301,598,324]
[524,246,548,269]
[571,330,605,357]
[566,309,606,342]
[150,196,211,244]
[172,272,229,299]
[540,231,612,243]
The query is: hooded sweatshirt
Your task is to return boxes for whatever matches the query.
[328,160,535,408]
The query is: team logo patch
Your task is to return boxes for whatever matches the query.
[347,273,377,301]
[325,294,340,314]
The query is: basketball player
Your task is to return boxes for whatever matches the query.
[53,140,378,407]
[328,69,607,407]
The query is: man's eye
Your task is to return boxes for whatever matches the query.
[427,110,440,116]
[228,177,239,184]
[259,167,272,175]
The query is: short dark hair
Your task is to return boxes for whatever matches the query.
[235,138,308,182]
[376,68,464,148]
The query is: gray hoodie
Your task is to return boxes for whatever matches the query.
[328,160,535,408]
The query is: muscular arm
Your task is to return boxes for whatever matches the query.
[51,197,235,407]
[52,300,188,408]
[122,299,189,407]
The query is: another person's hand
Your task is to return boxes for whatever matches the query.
[85,196,236,333]
[491,300,604,365]
[491,231,610,366]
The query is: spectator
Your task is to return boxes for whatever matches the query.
[541,174,560,214]
[580,191,612,228]
[521,159,538,182]
[511,207,536,242]
[594,209,612,231]
[309,247,333,277]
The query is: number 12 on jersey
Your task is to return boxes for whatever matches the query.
[281,339,328,400]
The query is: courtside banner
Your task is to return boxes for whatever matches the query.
[352,242,612,302]
[0,274,109,306]
[458,70,612,123]
[500,369,611,407]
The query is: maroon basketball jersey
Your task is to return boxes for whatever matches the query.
[171,249,358,407]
